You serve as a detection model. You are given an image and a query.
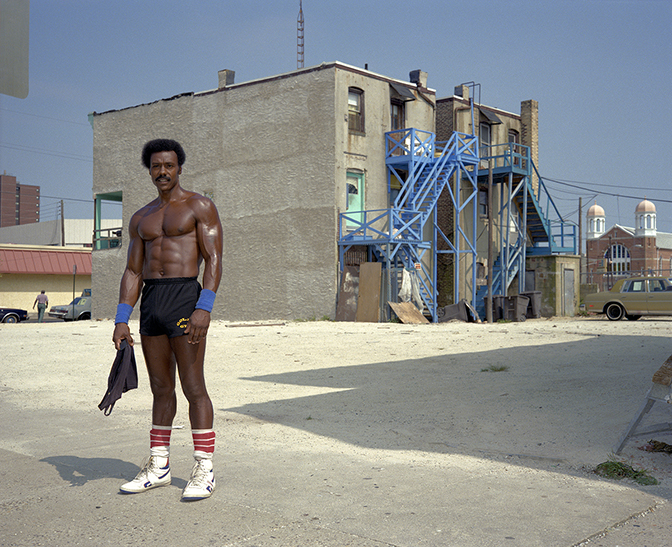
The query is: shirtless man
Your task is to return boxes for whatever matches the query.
[113,139,223,501]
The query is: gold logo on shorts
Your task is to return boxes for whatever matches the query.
[177,317,190,329]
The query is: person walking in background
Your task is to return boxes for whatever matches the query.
[33,290,49,322]
[113,138,223,501]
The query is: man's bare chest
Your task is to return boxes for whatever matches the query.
[137,203,196,241]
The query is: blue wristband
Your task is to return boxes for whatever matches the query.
[115,303,133,324]
[195,289,216,312]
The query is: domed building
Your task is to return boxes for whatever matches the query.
[585,199,672,288]
[586,202,606,240]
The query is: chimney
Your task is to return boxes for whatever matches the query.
[454,85,469,100]
[409,69,428,89]
[521,99,539,193]
[218,69,235,89]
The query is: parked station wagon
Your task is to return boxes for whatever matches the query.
[583,276,672,321]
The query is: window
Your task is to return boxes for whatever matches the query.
[605,244,630,273]
[479,123,491,169]
[348,88,365,134]
[478,185,488,217]
[508,129,521,167]
[479,123,491,155]
[94,191,123,250]
[590,218,605,233]
[649,279,666,292]
[623,279,645,292]
[346,170,364,228]
[391,100,404,131]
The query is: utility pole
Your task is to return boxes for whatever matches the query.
[60,200,65,246]
[72,264,77,319]
[578,197,582,284]
[297,1,304,69]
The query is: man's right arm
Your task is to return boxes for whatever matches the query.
[113,214,144,349]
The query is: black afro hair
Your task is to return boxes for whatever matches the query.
[141,139,186,169]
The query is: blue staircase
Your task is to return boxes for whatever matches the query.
[339,128,479,321]
[473,143,577,319]
[523,160,577,255]
[339,132,576,323]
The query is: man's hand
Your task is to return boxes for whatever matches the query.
[113,322,134,350]
[185,309,211,344]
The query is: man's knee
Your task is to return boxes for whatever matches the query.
[181,383,209,403]
[149,377,176,399]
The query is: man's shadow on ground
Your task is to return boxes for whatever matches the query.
[39,455,187,489]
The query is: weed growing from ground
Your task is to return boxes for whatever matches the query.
[595,460,658,485]
[480,365,509,373]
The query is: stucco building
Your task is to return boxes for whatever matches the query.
[0,244,91,309]
[91,63,435,321]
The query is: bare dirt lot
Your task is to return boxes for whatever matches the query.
[1,315,671,546]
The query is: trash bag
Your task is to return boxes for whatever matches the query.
[399,268,423,311]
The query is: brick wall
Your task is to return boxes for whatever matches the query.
[435,97,455,140]
[520,100,539,194]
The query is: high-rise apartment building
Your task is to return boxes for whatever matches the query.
[0,174,40,227]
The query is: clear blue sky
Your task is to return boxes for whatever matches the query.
[1,0,670,236]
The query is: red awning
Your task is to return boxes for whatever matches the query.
[0,248,92,275]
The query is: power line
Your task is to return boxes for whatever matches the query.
[41,194,93,203]
[543,177,672,204]
[0,143,92,162]
[0,190,92,204]
[546,176,670,193]
[0,107,91,126]
[1,189,123,206]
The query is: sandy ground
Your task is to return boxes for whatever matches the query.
[1,314,672,546]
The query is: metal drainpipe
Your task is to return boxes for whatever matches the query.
[487,159,493,322]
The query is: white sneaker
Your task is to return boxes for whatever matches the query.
[120,456,171,494]
[181,459,215,501]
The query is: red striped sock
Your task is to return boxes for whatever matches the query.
[192,429,215,460]
[150,425,172,458]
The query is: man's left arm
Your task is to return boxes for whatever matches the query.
[186,196,223,344]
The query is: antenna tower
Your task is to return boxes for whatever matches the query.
[297,1,304,69]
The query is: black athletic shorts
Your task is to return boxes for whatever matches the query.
[140,277,201,338]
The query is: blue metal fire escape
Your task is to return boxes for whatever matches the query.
[338,127,576,323]
[473,143,577,318]
[338,127,479,322]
